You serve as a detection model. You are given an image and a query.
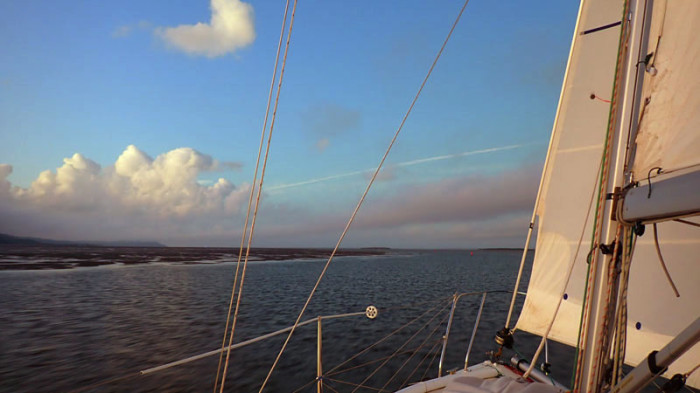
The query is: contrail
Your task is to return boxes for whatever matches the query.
[267,143,530,191]
[395,144,525,167]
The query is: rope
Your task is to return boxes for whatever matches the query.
[327,347,424,377]
[258,0,471,390]
[322,382,340,393]
[420,341,443,382]
[351,301,451,393]
[324,377,387,392]
[674,218,700,228]
[213,2,291,392]
[653,223,680,297]
[589,224,622,393]
[686,362,700,378]
[219,1,299,392]
[612,228,635,384]
[592,94,612,103]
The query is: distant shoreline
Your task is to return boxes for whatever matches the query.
[0,245,389,271]
[0,233,165,248]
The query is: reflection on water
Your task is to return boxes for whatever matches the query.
[1,248,575,392]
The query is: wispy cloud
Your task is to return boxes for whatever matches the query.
[112,21,151,38]
[302,103,361,152]
[155,0,255,58]
[267,143,532,191]
[245,164,541,248]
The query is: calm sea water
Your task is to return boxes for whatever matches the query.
[0,248,580,392]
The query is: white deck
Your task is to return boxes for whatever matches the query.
[395,362,569,393]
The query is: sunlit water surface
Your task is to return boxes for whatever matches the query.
[1,248,582,392]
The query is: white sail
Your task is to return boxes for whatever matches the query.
[630,0,700,178]
[623,219,700,388]
[622,0,700,388]
[518,0,700,388]
[515,0,623,347]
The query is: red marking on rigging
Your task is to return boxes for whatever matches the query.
[590,93,612,103]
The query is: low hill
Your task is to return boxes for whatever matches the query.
[0,233,165,247]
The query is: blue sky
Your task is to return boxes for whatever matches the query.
[0,0,578,247]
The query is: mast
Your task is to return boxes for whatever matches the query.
[574,0,653,392]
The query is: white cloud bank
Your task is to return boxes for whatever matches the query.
[302,104,361,152]
[155,0,255,58]
[0,146,250,242]
[0,145,541,248]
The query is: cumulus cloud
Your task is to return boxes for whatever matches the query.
[0,164,12,196]
[0,145,250,242]
[0,145,540,248]
[155,0,255,58]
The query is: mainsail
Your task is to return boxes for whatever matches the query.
[629,1,700,178]
[517,0,700,389]
[621,0,700,388]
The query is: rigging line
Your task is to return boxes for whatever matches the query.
[220,1,299,392]
[381,294,454,312]
[674,218,700,228]
[291,378,317,393]
[258,0,471,390]
[590,225,623,393]
[686,363,700,378]
[323,381,342,393]
[380,310,450,390]
[323,377,387,392]
[327,347,427,377]
[613,228,635,384]
[653,223,680,297]
[523,153,604,381]
[212,1,291,391]
[351,301,451,393]
[326,299,448,376]
[575,1,632,389]
[400,337,444,389]
[419,337,445,383]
